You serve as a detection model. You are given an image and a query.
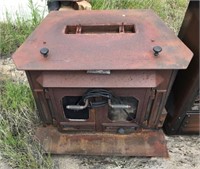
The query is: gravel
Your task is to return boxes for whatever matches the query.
[0,58,27,83]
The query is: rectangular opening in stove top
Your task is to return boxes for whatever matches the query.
[65,24,136,34]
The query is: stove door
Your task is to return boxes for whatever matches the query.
[48,88,152,133]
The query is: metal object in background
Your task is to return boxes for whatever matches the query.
[47,0,90,11]
[164,0,199,135]
[12,10,193,156]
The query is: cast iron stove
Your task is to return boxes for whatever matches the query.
[12,10,193,157]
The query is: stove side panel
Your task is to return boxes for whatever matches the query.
[26,71,53,124]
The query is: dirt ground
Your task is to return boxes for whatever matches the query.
[0,58,199,169]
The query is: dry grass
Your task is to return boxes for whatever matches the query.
[0,79,53,169]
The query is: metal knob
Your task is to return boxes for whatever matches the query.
[153,46,162,56]
[117,128,125,134]
[40,48,49,57]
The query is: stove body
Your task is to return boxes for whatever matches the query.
[12,10,192,156]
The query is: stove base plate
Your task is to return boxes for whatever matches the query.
[35,126,168,157]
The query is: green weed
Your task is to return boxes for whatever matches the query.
[90,0,188,33]
[0,79,53,169]
[0,0,54,167]
[0,0,45,57]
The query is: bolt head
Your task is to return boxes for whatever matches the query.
[153,46,162,56]
[117,128,125,134]
[40,47,49,57]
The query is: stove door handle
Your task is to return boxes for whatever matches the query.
[66,100,89,110]
[108,99,131,109]
[66,99,131,110]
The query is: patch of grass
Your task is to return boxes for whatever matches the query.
[0,79,53,169]
[0,0,45,57]
[0,0,54,168]
[90,0,188,33]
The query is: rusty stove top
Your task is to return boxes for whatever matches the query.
[12,10,192,70]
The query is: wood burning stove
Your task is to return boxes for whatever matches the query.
[12,10,193,157]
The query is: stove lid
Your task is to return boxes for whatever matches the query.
[12,10,193,70]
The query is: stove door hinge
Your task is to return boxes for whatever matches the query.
[150,89,156,99]
[44,89,50,99]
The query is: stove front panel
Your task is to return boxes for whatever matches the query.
[26,69,173,133]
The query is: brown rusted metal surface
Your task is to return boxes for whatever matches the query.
[164,0,199,135]
[35,126,168,157]
[36,70,163,88]
[179,113,200,134]
[12,10,192,70]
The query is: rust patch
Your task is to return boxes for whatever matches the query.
[35,126,168,157]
